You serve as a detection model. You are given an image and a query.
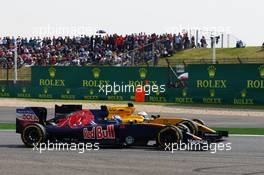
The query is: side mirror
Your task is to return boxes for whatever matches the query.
[101,105,107,111]
[151,115,160,119]
[128,103,134,107]
[128,120,136,124]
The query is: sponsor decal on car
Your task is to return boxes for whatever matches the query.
[83,125,115,139]
[20,115,39,121]
[16,108,39,121]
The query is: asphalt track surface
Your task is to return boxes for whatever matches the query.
[1,107,264,128]
[0,131,264,175]
[1,106,264,175]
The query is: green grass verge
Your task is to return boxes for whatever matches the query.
[158,46,264,66]
[213,128,264,135]
[0,123,16,130]
[174,47,264,59]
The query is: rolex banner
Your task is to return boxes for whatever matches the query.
[1,64,264,105]
[175,64,264,105]
[31,66,168,102]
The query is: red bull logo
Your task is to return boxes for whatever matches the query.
[83,125,115,139]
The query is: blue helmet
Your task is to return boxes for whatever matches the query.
[112,115,122,123]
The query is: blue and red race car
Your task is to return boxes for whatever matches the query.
[16,105,202,148]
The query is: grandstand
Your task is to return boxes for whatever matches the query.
[1,33,264,83]
[0,34,175,68]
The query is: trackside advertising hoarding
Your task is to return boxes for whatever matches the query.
[1,64,264,105]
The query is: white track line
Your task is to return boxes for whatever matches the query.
[230,134,264,137]
[0,130,15,132]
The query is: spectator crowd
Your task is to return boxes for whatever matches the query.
[0,33,205,68]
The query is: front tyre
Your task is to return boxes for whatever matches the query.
[179,120,198,135]
[21,124,47,148]
[176,123,190,133]
[157,126,183,148]
[192,118,206,126]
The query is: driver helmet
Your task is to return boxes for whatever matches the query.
[112,115,122,123]
[137,111,149,119]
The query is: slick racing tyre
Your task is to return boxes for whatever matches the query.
[21,123,47,148]
[157,126,183,148]
[192,118,206,126]
[179,120,198,135]
[176,123,190,133]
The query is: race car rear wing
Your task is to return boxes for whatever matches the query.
[16,107,47,133]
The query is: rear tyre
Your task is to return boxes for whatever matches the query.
[157,126,183,148]
[21,123,47,148]
[179,120,198,135]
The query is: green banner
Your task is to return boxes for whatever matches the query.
[185,64,264,105]
[1,64,264,105]
[31,66,169,101]
[31,66,168,88]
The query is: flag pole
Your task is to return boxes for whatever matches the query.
[14,40,17,84]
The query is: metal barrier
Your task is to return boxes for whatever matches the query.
[0,67,31,86]
[164,57,264,67]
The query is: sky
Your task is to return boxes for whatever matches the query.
[0,0,263,46]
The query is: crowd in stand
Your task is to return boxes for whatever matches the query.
[0,33,206,68]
